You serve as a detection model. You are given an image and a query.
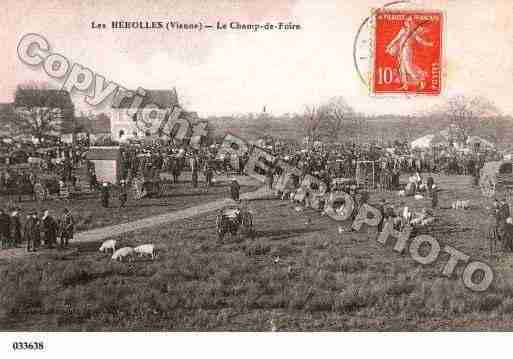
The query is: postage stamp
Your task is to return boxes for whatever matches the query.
[371,9,443,95]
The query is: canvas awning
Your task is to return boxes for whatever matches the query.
[411,133,448,149]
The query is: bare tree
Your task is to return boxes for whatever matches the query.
[302,105,324,143]
[10,83,74,143]
[301,97,354,143]
[319,96,355,142]
[431,95,500,139]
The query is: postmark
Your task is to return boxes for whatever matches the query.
[371,9,443,95]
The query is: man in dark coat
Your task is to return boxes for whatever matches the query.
[118,180,128,208]
[430,185,439,209]
[204,161,214,188]
[496,198,510,242]
[502,217,513,252]
[0,209,11,248]
[59,208,74,248]
[24,211,39,252]
[230,179,240,201]
[41,210,58,249]
[191,168,199,188]
[11,209,22,247]
[100,182,110,208]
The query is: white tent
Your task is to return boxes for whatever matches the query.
[411,133,449,149]
[467,136,495,149]
[411,134,435,149]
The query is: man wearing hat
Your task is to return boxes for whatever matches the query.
[24,211,39,252]
[0,208,11,249]
[204,160,214,188]
[230,178,240,201]
[118,180,128,208]
[100,182,110,208]
[41,209,58,249]
[11,209,22,247]
[190,154,199,188]
[59,208,74,248]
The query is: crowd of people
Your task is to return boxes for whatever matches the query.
[258,139,499,196]
[0,207,74,252]
[0,134,508,254]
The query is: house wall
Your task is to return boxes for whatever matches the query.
[110,109,168,141]
[92,159,119,184]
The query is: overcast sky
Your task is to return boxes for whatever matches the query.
[1,0,512,117]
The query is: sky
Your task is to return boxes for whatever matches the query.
[1,0,512,117]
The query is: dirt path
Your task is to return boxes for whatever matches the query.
[0,181,269,261]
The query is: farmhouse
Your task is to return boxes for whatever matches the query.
[110,89,178,142]
[61,113,112,144]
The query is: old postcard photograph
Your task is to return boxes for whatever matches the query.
[1,0,513,355]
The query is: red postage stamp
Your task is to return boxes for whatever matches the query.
[371,9,443,95]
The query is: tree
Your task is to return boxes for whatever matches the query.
[431,95,500,139]
[300,97,354,143]
[301,104,324,143]
[318,96,354,142]
[10,83,74,143]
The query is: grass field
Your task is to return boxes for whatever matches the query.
[2,174,513,331]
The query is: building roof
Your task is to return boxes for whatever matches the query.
[14,89,74,109]
[85,146,120,160]
[61,114,111,134]
[112,89,178,109]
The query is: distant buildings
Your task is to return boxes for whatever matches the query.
[110,89,178,142]
[60,113,112,144]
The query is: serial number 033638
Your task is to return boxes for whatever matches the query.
[12,342,45,350]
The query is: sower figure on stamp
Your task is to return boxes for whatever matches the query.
[385,16,434,91]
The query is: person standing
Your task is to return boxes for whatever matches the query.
[503,217,513,252]
[11,209,22,247]
[171,157,181,183]
[430,185,438,209]
[59,208,74,249]
[100,182,110,208]
[266,170,274,190]
[24,211,39,252]
[89,169,97,192]
[41,209,58,249]
[230,179,240,201]
[0,209,11,248]
[191,154,199,188]
[204,161,214,188]
[118,180,128,208]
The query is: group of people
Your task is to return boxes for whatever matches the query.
[0,207,74,252]
[491,197,513,252]
[259,139,499,190]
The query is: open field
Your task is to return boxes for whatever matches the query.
[2,174,513,331]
